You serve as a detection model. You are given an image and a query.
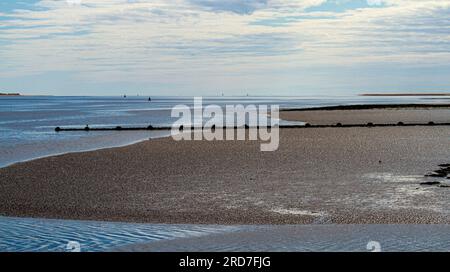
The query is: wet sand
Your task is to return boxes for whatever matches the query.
[0,109,450,224]
[281,107,450,125]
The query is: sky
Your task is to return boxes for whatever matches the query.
[0,0,449,96]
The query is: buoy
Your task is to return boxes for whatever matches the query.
[55,127,61,132]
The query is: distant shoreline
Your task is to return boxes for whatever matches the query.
[282,103,450,111]
[361,93,450,96]
[0,93,21,96]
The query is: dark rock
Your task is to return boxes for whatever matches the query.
[367,122,374,127]
[84,125,90,131]
[425,173,447,178]
[116,126,122,130]
[147,125,154,130]
[304,123,311,127]
[439,184,450,188]
[424,164,450,179]
[397,122,404,126]
[336,123,342,127]
[420,181,441,186]
[55,127,61,132]
[428,121,435,126]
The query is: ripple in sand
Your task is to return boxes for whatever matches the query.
[0,217,239,252]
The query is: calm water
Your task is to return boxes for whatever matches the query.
[0,95,445,168]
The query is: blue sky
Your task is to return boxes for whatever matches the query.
[0,1,41,13]
[0,0,450,96]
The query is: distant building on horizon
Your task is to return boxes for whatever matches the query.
[0,92,21,96]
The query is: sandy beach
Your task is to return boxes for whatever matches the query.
[0,108,449,225]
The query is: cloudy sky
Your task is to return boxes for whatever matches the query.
[0,0,449,96]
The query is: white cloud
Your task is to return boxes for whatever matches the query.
[66,0,83,6]
[0,0,449,94]
[367,0,384,5]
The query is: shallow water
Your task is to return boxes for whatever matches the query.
[133,224,450,252]
[1,95,446,168]
[0,217,448,252]
[0,217,239,252]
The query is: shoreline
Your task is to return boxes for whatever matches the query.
[281,106,450,126]
[282,103,450,111]
[360,93,450,97]
[0,132,171,170]
[0,138,150,170]
[1,105,450,225]
[3,103,449,170]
